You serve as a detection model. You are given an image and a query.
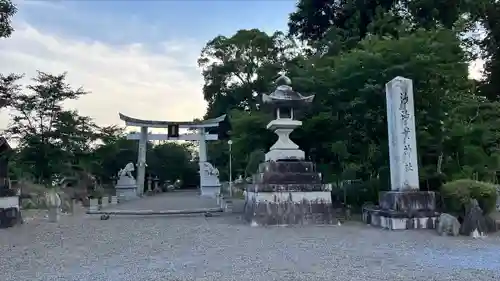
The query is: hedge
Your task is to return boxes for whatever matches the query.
[441,179,498,215]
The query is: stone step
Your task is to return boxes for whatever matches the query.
[250,183,327,192]
[253,172,322,184]
[258,161,316,173]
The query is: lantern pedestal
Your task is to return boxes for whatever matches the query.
[265,119,305,162]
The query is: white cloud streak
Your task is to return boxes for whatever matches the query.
[0,13,207,131]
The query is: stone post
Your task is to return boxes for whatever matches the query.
[362,76,438,230]
[45,190,61,222]
[136,126,148,197]
[89,198,99,212]
[147,175,153,194]
[110,195,118,205]
[386,76,419,190]
[198,128,207,195]
[153,176,159,192]
[101,196,109,209]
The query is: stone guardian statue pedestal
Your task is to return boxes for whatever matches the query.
[115,162,138,202]
[200,163,221,198]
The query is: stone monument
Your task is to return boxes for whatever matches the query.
[115,162,138,202]
[200,162,221,198]
[244,75,334,226]
[362,76,439,230]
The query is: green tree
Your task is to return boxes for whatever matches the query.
[0,0,16,38]
[303,28,471,185]
[245,149,265,177]
[198,29,298,118]
[1,72,90,183]
[148,142,198,187]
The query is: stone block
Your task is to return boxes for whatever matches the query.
[89,199,99,212]
[253,172,321,184]
[244,191,337,226]
[379,191,436,212]
[362,206,439,230]
[115,185,137,202]
[250,183,327,192]
[200,185,220,198]
[258,161,316,174]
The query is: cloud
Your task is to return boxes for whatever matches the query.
[0,16,207,131]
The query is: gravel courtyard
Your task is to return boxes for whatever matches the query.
[1,191,500,281]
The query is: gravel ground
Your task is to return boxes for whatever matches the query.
[1,191,500,281]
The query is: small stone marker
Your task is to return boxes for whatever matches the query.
[101,196,109,209]
[224,199,233,213]
[89,199,99,212]
[45,191,61,222]
[110,196,118,205]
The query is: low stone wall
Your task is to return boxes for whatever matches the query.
[88,195,119,212]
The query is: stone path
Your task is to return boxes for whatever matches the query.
[110,190,220,211]
[1,191,500,281]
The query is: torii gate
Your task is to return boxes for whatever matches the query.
[118,113,227,198]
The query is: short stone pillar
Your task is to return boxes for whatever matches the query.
[153,177,160,193]
[146,175,153,195]
[362,77,439,230]
[110,195,118,205]
[45,190,61,222]
[89,198,99,212]
[101,196,109,209]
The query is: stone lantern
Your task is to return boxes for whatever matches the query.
[262,75,314,161]
[244,75,335,226]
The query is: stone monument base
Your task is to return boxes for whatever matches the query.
[200,185,220,198]
[116,185,138,202]
[362,191,440,230]
[244,191,337,226]
[265,149,305,162]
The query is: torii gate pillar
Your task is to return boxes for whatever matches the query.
[198,128,208,191]
[136,126,148,196]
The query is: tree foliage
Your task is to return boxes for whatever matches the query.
[0,0,16,38]
[0,73,198,188]
[198,0,500,206]
[198,29,299,118]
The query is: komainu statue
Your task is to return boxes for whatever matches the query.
[203,162,219,177]
[118,162,135,179]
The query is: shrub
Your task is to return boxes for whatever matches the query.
[441,179,498,215]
